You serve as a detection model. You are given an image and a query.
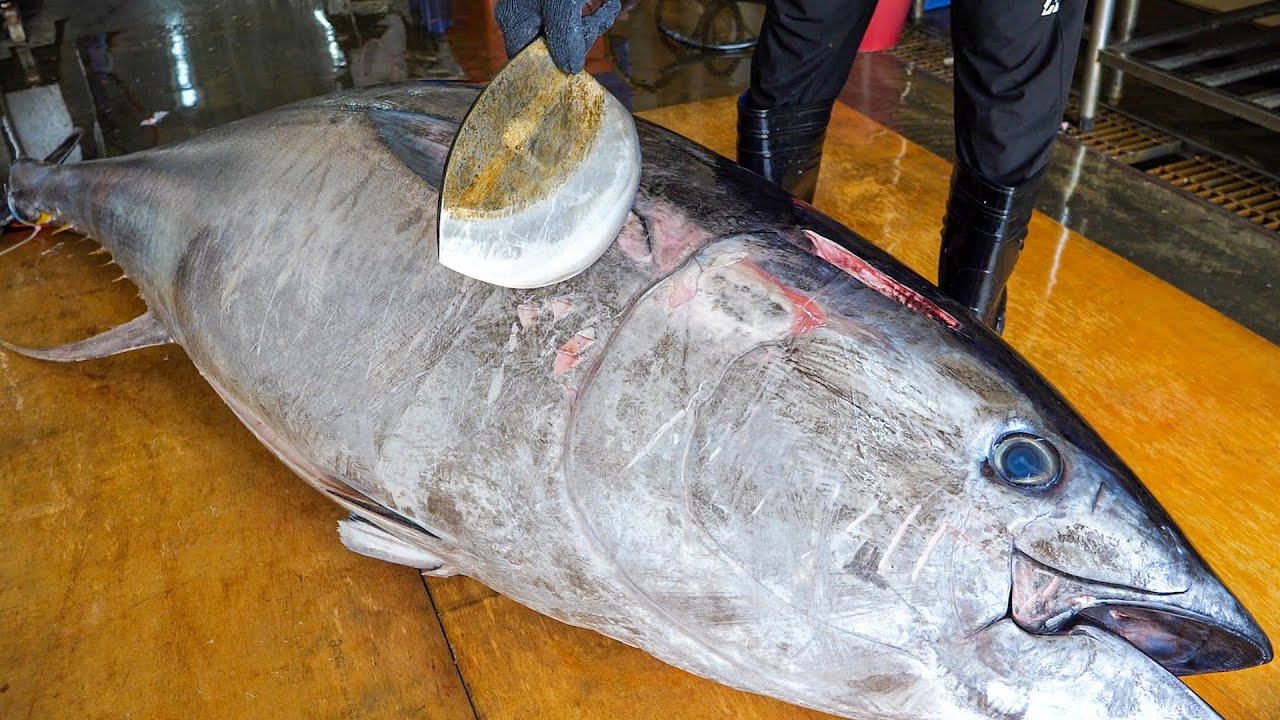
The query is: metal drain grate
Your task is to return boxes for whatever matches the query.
[889,26,954,83]
[1061,104,1183,164]
[1149,157,1280,231]
[885,25,1280,235]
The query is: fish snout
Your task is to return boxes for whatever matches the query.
[1010,549,1272,675]
[1006,462,1271,675]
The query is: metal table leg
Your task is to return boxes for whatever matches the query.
[1078,0,1116,132]
[1105,0,1142,104]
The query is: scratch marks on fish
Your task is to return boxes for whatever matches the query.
[379,282,401,330]
[845,499,879,535]
[486,323,522,406]
[750,489,774,518]
[626,382,709,469]
[912,521,951,583]
[878,504,921,575]
[487,365,505,405]
[504,322,521,353]
[254,278,285,355]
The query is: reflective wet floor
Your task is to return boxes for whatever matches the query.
[1,1,1278,719]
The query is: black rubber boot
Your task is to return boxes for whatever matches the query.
[937,163,1044,334]
[736,92,834,204]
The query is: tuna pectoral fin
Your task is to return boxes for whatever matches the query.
[0,310,170,362]
[368,108,454,189]
[339,515,458,576]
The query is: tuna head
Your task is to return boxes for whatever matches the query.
[565,230,1268,719]
[926,325,1272,717]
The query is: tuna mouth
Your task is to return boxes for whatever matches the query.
[1009,551,1272,675]
[1076,604,1268,675]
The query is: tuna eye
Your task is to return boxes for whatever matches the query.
[991,433,1061,489]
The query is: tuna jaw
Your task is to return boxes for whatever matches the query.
[1009,550,1272,675]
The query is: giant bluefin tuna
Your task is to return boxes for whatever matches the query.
[2,82,1271,719]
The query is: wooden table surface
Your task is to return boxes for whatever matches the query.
[1,96,1276,720]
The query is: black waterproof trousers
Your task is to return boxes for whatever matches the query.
[749,0,1087,186]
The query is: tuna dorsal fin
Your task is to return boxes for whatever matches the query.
[1,310,171,362]
[368,108,455,189]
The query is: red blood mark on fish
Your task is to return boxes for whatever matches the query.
[633,196,716,273]
[554,327,597,376]
[803,229,960,329]
[667,276,698,309]
[517,296,575,329]
[616,212,652,265]
[740,260,828,335]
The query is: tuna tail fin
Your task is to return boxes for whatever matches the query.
[2,120,81,165]
[1,310,171,362]
[42,129,83,165]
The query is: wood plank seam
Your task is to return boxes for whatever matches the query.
[421,575,483,720]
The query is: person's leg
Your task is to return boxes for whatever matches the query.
[737,0,877,202]
[938,0,1087,332]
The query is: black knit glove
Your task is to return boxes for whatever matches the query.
[495,0,621,74]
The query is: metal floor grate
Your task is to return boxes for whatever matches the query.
[1061,103,1183,163]
[885,25,1280,234]
[889,27,954,83]
[1148,156,1280,230]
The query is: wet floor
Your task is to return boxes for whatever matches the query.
[2,0,1276,342]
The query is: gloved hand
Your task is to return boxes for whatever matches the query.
[495,0,621,75]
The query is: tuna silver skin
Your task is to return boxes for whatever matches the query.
[4,82,1271,719]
